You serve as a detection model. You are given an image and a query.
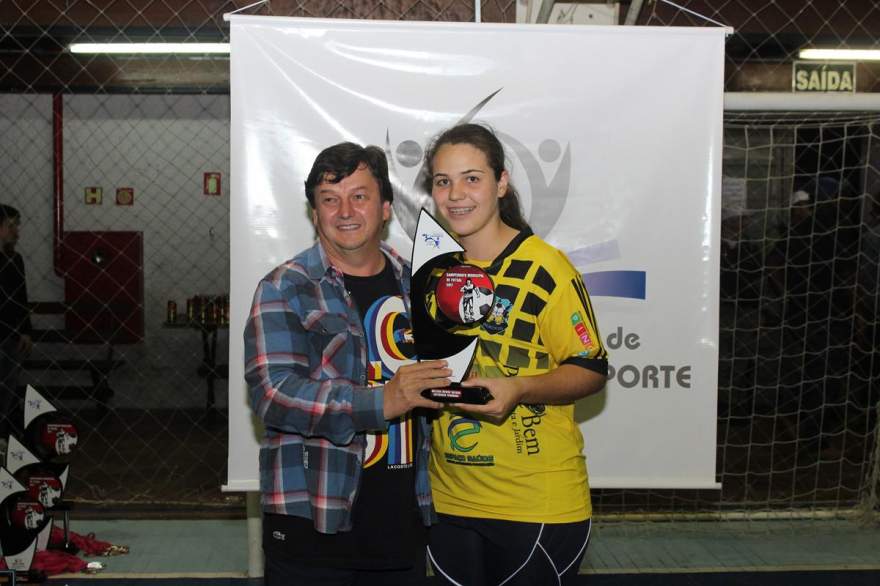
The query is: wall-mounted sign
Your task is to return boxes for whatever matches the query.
[84,187,102,205]
[203,172,222,196]
[793,61,855,93]
[116,187,134,206]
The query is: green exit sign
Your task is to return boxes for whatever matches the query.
[793,61,855,92]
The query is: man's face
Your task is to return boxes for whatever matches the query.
[311,163,390,261]
[0,217,20,251]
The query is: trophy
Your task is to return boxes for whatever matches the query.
[23,386,79,462]
[410,209,494,405]
[0,467,42,573]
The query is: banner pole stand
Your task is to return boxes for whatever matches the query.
[246,491,263,578]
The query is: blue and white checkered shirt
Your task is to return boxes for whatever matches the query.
[243,240,434,534]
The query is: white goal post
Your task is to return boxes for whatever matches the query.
[725,93,880,112]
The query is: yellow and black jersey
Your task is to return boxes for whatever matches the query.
[429,229,608,524]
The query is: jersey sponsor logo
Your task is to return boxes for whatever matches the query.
[483,296,512,335]
[510,406,543,456]
[444,452,495,466]
[570,311,593,349]
[362,295,417,470]
[447,417,481,453]
[444,417,494,465]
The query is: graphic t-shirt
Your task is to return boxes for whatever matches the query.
[429,231,608,523]
[263,258,424,569]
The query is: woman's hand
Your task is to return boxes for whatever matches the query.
[449,365,607,423]
[451,376,524,423]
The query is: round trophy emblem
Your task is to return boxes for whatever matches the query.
[434,264,495,325]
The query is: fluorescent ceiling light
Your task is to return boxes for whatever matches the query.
[799,48,880,61]
[69,42,230,54]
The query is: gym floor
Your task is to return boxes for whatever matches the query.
[45,517,880,584]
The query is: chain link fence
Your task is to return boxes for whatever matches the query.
[0,1,878,519]
[642,0,880,92]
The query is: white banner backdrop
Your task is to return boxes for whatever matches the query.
[225,15,724,491]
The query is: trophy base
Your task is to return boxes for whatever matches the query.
[422,385,493,405]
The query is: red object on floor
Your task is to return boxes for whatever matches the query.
[0,528,126,576]
[0,549,85,574]
[33,549,88,574]
[49,526,115,556]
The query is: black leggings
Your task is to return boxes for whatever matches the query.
[428,514,591,586]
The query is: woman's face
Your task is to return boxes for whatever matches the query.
[430,142,508,240]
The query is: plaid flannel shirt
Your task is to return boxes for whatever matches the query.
[244,240,435,534]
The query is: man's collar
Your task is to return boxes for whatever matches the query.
[305,240,407,280]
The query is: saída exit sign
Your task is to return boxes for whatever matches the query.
[793,61,855,93]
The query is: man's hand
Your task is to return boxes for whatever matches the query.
[451,376,524,423]
[17,334,32,356]
[383,360,450,420]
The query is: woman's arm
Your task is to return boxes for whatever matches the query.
[456,364,605,422]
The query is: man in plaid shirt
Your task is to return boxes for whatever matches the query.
[244,142,450,585]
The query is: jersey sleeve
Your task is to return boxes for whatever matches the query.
[538,254,608,376]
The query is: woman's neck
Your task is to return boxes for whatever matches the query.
[460,220,519,263]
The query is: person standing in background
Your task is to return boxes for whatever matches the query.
[0,204,33,457]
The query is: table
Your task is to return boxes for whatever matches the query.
[163,319,228,413]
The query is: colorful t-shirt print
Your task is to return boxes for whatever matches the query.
[362,294,416,470]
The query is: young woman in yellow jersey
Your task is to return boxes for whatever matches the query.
[424,123,609,585]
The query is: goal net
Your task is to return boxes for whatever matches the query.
[595,111,880,517]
